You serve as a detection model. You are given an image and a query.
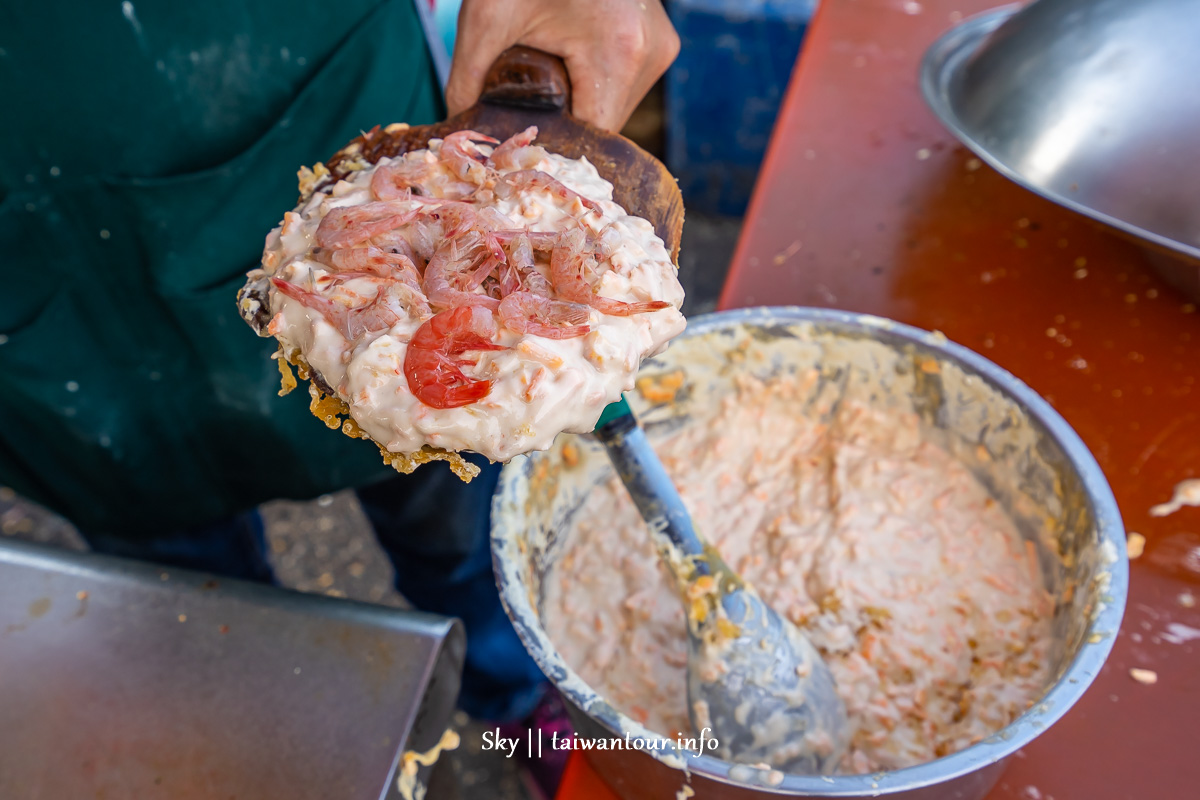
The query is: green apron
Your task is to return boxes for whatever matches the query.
[0,0,443,538]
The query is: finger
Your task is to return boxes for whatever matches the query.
[615,66,660,133]
[552,33,646,131]
[445,1,516,116]
[620,14,680,126]
[565,9,675,131]
[565,54,633,131]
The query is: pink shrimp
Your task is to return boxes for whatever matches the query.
[423,234,502,311]
[315,201,416,249]
[488,126,548,170]
[370,156,436,200]
[439,130,500,185]
[271,277,406,341]
[404,306,506,408]
[311,245,421,283]
[417,202,481,237]
[498,233,553,297]
[311,246,430,317]
[595,222,625,259]
[495,170,602,215]
[373,202,480,264]
[317,271,431,319]
[463,228,506,288]
[383,181,479,203]
[366,229,424,271]
[550,228,671,316]
[499,292,591,339]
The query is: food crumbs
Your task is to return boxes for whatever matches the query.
[276,352,298,396]
[1129,668,1157,685]
[1125,532,1145,559]
[1149,479,1200,517]
[397,728,461,800]
[178,614,187,623]
[76,591,88,601]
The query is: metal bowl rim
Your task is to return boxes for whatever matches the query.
[491,305,1128,796]
[919,4,1200,263]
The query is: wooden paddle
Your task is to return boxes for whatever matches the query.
[323,45,685,263]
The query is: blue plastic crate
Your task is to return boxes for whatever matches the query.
[666,0,815,216]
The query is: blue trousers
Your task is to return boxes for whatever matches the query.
[81,457,547,722]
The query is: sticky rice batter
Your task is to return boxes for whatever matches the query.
[249,133,686,462]
[544,372,1054,773]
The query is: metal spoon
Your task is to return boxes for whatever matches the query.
[593,397,850,774]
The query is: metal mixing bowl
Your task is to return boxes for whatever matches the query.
[921,0,1200,298]
[492,307,1127,800]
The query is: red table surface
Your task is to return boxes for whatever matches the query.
[558,1,1199,798]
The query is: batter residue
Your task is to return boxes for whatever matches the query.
[544,372,1053,773]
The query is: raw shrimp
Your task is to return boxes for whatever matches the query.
[499,292,591,339]
[439,130,499,185]
[596,223,624,259]
[404,306,506,408]
[489,126,548,171]
[496,170,602,215]
[311,245,422,285]
[498,233,553,297]
[467,229,507,287]
[370,156,435,200]
[375,202,481,264]
[551,228,671,316]
[371,150,479,200]
[315,201,416,249]
[366,229,423,271]
[317,271,431,319]
[423,234,502,311]
[271,277,406,340]
[416,202,482,238]
[311,246,430,317]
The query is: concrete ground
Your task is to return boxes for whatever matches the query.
[0,87,743,800]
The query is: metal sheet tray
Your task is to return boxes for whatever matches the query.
[0,538,463,800]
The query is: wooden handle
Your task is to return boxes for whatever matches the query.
[478,46,571,113]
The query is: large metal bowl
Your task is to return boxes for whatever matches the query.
[492,307,1127,799]
[921,0,1200,298]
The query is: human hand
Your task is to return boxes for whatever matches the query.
[445,0,680,132]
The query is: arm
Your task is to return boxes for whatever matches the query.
[445,0,680,132]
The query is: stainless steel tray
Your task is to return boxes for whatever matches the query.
[0,538,464,800]
[921,0,1200,264]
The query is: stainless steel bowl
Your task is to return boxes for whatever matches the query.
[921,0,1200,294]
[492,307,1128,799]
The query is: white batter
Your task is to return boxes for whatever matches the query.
[247,133,686,463]
[544,372,1054,774]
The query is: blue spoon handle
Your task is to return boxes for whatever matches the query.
[593,398,708,567]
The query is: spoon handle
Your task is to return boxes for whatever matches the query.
[594,398,709,571]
